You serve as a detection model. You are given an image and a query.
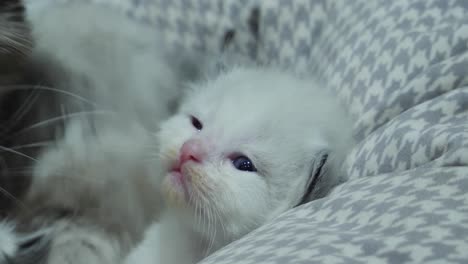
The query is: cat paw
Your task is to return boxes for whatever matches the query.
[19,120,160,262]
[45,221,121,264]
[27,119,155,210]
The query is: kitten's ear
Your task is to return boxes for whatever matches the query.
[296,150,330,206]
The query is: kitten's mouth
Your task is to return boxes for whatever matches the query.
[166,159,207,206]
[169,171,189,200]
[168,164,190,200]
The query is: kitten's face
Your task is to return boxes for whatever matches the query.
[156,68,341,240]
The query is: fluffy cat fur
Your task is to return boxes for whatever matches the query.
[0,2,185,263]
[0,1,54,261]
[0,221,18,261]
[0,0,29,56]
[0,221,50,263]
[124,66,354,264]
[15,4,193,263]
[0,0,34,212]
[1,2,254,263]
[1,2,354,264]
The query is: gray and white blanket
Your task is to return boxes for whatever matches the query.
[25,0,468,263]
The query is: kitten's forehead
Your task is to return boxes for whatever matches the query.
[184,68,305,132]
[179,67,337,157]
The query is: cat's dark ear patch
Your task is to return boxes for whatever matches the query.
[296,150,329,207]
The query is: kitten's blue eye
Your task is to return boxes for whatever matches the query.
[190,115,203,130]
[232,155,257,172]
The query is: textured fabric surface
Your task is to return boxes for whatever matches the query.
[26,0,468,263]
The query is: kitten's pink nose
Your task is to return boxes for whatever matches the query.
[179,139,206,165]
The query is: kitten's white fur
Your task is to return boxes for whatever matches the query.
[125,66,354,264]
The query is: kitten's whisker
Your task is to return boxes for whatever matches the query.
[206,204,218,257]
[207,207,216,256]
[193,195,197,225]
[192,194,199,227]
[220,214,227,239]
[11,89,40,121]
[1,85,97,106]
[208,191,221,251]
[10,141,52,150]
[0,34,31,50]
[213,204,227,238]
[201,195,209,242]
[0,186,27,211]
[15,110,111,135]
[2,90,40,134]
[198,197,203,230]
[204,207,212,256]
[0,31,28,45]
[204,186,227,239]
[195,196,202,230]
[0,145,37,162]
[3,28,31,40]
[198,188,216,256]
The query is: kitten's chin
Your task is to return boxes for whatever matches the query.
[161,172,190,208]
[161,165,210,211]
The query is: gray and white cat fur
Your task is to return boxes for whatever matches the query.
[1,3,355,264]
[1,2,207,263]
[1,2,259,263]
[0,0,51,262]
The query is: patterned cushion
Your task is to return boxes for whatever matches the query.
[26,0,468,263]
[204,167,468,263]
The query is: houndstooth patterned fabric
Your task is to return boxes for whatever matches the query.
[26,0,468,263]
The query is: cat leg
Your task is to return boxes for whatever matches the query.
[124,223,161,264]
[124,212,203,264]
[16,119,162,264]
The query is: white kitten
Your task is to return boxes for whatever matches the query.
[126,66,355,264]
